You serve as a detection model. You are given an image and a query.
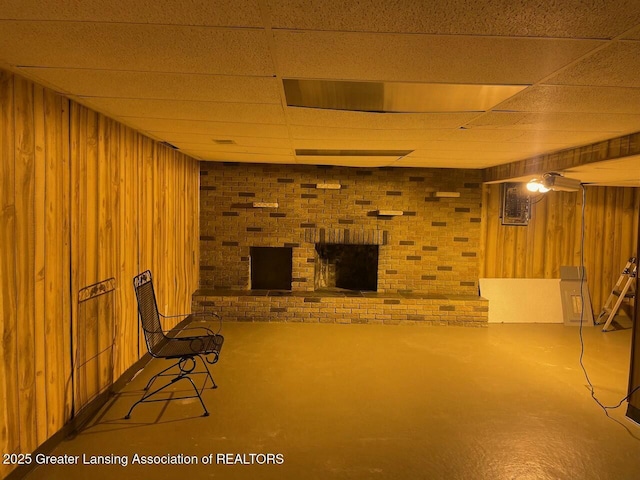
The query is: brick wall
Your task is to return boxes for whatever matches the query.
[200,163,482,295]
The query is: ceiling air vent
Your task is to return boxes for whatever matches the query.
[213,139,236,145]
[295,149,412,157]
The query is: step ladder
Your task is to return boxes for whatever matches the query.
[596,257,637,332]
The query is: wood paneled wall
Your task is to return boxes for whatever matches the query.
[628,205,640,417]
[480,183,639,312]
[0,71,199,478]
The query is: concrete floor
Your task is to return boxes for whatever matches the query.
[24,321,640,480]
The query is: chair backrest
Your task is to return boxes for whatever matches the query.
[133,271,166,356]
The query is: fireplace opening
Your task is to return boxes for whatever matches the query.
[315,244,378,292]
[250,247,292,290]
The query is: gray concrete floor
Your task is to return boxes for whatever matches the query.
[25,321,640,480]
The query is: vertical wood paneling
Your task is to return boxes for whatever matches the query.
[43,89,72,436]
[0,70,200,478]
[0,69,20,469]
[32,84,48,446]
[14,76,38,455]
[628,206,640,414]
[481,184,640,312]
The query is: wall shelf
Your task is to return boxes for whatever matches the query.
[375,210,404,217]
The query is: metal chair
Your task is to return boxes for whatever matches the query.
[125,270,224,418]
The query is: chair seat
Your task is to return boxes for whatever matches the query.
[153,334,224,359]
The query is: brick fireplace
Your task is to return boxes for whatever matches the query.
[314,243,379,292]
[194,163,488,326]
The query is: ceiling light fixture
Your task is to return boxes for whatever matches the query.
[526,179,549,193]
[527,173,582,193]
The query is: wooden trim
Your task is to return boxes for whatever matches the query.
[483,131,640,183]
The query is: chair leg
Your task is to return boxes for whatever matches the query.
[144,359,182,392]
[125,374,209,419]
[182,375,210,417]
[194,355,217,389]
[125,360,212,419]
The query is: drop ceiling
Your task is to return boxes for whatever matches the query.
[1,0,639,186]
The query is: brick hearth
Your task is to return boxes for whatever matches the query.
[192,290,488,326]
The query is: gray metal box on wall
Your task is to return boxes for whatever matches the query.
[559,266,594,326]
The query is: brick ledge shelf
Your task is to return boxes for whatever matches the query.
[192,290,488,327]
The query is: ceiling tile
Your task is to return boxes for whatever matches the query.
[545,41,640,88]
[128,118,290,138]
[274,31,603,83]
[408,149,517,162]
[504,130,622,145]
[78,97,286,124]
[289,125,452,141]
[172,143,292,156]
[622,25,640,40]
[467,111,640,133]
[152,132,292,148]
[444,127,621,147]
[189,151,296,164]
[286,108,478,130]
[268,0,640,38]
[0,21,273,75]
[497,85,640,114]
[0,0,264,26]
[391,156,490,168]
[563,156,640,186]
[293,155,396,167]
[18,67,281,103]
[291,139,439,151]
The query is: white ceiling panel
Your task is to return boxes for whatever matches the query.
[622,25,640,40]
[498,85,640,114]
[0,0,264,26]
[289,125,452,142]
[291,139,441,151]
[286,108,479,130]
[391,156,493,168]
[293,155,397,167]
[171,144,292,156]
[274,31,603,84]
[563,157,640,186]
[78,98,286,124]
[268,0,640,39]
[18,67,281,103]
[190,151,297,164]
[467,111,640,132]
[501,130,622,145]
[153,132,292,148]
[445,128,621,149]
[410,150,518,162]
[0,21,273,76]
[545,41,640,88]
[442,129,534,143]
[130,118,290,138]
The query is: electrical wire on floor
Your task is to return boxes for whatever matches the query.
[577,184,640,430]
